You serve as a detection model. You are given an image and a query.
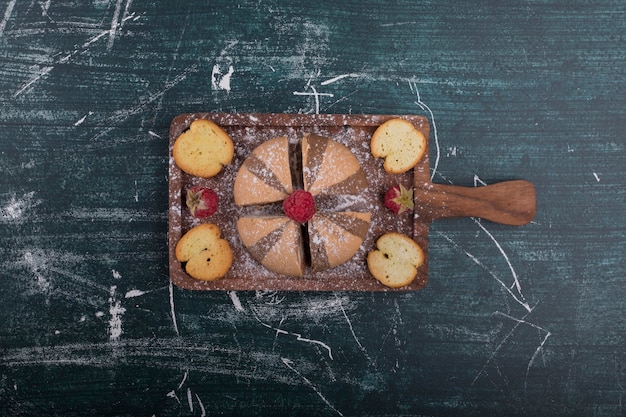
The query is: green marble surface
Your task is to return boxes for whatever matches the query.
[1,1,625,416]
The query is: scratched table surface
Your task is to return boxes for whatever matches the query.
[1,1,625,416]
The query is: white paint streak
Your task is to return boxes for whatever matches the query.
[495,311,552,391]
[211,65,234,91]
[74,112,93,126]
[472,311,529,385]
[527,331,551,388]
[186,388,193,413]
[61,207,158,222]
[177,370,189,390]
[473,218,528,309]
[593,172,600,182]
[166,390,180,404]
[125,289,148,299]
[47,266,110,293]
[438,232,533,312]
[108,0,125,50]
[13,12,139,97]
[0,0,17,37]
[410,81,440,180]
[13,66,54,97]
[335,294,367,356]
[41,0,52,17]
[121,0,134,29]
[282,358,344,416]
[228,291,245,312]
[169,281,180,336]
[88,65,197,142]
[320,73,361,85]
[195,393,206,417]
[108,285,126,341]
[380,21,418,27]
[293,87,334,114]
[252,310,333,360]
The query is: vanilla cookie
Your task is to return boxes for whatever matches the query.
[173,119,234,178]
[175,223,233,281]
[367,232,424,288]
[370,118,426,174]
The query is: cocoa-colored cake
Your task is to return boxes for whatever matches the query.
[308,212,371,272]
[234,134,371,276]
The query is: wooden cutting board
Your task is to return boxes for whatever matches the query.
[168,113,536,291]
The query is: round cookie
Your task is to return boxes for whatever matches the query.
[173,119,234,178]
[367,232,424,288]
[175,223,233,281]
[370,118,426,174]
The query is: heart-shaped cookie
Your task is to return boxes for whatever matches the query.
[173,119,234,178]
[367,232,424,288]
[370,118,426,174]
[175,223,233,281]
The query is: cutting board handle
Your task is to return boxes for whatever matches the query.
[414,180,536,226]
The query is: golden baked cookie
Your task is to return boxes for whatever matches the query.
[175,223,233,281]
[173,119,234,178]
[370,118,426,174]
[367,232,424,288]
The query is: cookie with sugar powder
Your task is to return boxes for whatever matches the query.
[370,118,426,174]
[173,119,234,178]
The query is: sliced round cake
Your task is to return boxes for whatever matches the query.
[235,134,370,276]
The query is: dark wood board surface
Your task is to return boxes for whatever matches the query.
[169,113,432,291]
[168,112,534,291]
[1,1,625,416]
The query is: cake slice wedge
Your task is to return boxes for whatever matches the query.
[237,216,305,277]
[308,211,371,272]
[234,136,293,206]
[302,134,368,197]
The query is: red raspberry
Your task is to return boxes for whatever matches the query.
[283,190,316,223]
[186,186,219,218]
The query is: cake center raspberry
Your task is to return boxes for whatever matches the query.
[282,190,316,223]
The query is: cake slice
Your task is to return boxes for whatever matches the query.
[237,216,305,276]
[308,211,371,272]
[234,136,293,206]
[302,134,368,197]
